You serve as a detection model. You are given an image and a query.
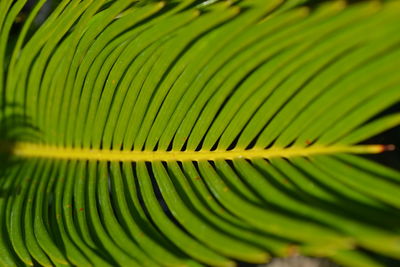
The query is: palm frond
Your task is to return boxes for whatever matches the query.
[0,0,400,266]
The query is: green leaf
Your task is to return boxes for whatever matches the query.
[1,0,400,266]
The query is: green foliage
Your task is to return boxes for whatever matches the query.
[0,0,400,266]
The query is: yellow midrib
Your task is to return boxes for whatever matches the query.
[6,142,390,162]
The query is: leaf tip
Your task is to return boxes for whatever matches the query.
[381,144,396,152]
